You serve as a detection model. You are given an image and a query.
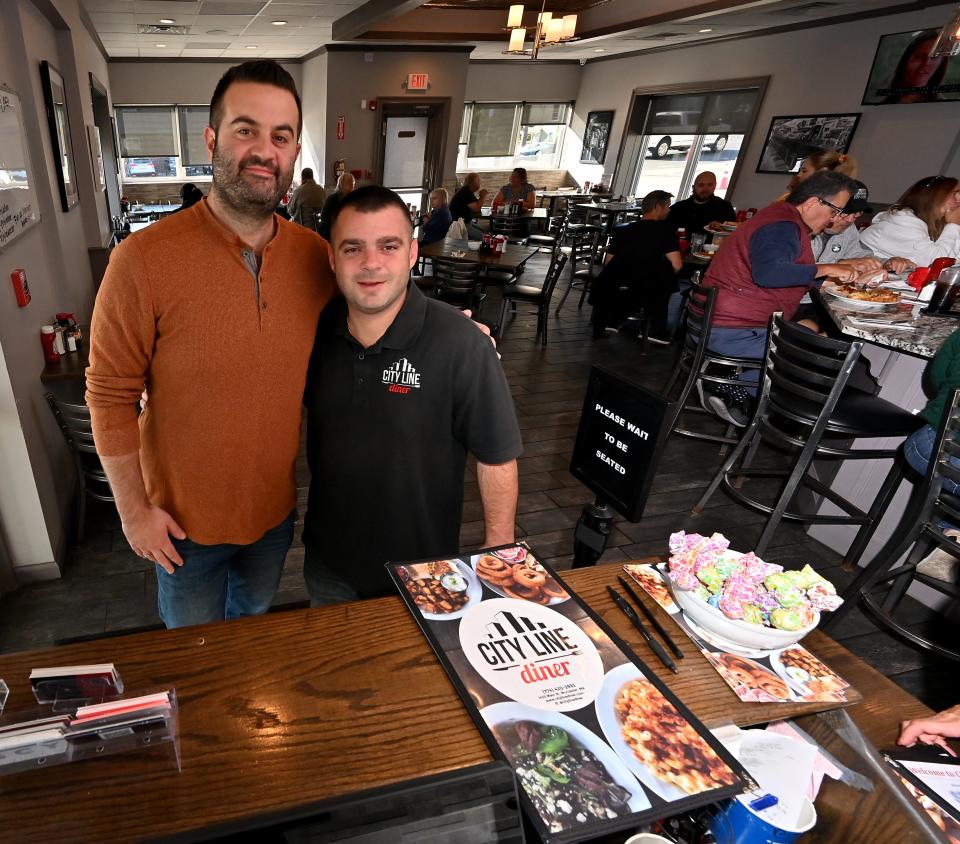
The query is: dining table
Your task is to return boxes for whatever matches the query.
[0,560,942,843]
[419,237,540,275]
[573,201,642,236]
[536,191,608,216]
[479,206,548,221]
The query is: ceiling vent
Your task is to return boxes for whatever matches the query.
[630,31,689,41]
[137,24,189,34]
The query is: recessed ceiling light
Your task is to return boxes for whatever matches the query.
[159,18,175,24]
[593,48,605,52]
[699,28,713,33]
[155,43,167,47]
[246,45,258,48]
[271,20,287,25]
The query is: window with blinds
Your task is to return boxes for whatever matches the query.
[116,105,213,181]
[458,101,573,171]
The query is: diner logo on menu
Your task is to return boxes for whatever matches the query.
[459,598,604,711]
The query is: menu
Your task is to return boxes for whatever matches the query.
[624,564,853,704]
[885,747,960,843]
[389,544,745,843]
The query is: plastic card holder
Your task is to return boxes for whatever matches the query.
[0,679,8,715]
[33,672,122,710]
[0,687,181,777]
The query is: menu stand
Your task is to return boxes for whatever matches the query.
[0,687,181,777]
[35,675,118,712]
[0,679,8,715]
[572,496,616,568]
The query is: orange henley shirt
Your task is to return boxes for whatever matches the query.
[86,199,336,545]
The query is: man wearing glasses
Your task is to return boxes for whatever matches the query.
[813,181,913,275]
[699,171,860,426]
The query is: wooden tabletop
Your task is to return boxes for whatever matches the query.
[40,326,90,384]
[574,202,641,215]
[480,206,548,219]
[0,562,933,842]
[419,238,540,271]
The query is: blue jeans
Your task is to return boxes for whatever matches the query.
[156,511,295,628]
[303,547,361,608]
[904,424,960,494]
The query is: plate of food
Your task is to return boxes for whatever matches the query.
[472,547,569,605]
[821,281,901,310]
[769,645,849,701]
[706,222,738,233]
[397,559,482,621]
[482,701,650,834]
[710,653,791,702]
[596,663,740,801]
[692,251,714,260]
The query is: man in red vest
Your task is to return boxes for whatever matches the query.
[700,171,859,426]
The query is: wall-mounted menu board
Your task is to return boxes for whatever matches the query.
[388,543,746,843]
[0,86,40,251]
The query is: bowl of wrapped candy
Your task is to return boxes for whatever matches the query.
[665,531,843,651]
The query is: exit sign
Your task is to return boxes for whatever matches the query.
[407,73,429,91]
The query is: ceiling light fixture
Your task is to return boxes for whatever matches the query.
[155,43,166,47]
[931,4,960,57]
[272,20,287,25]
[593,48,605,52]
[246,45,258,48]
[159,18,175,24]
[699,28,713,33]
[503,2,577,59]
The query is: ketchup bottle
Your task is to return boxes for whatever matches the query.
[677,228,690,255]
[929,257,956,281]
[41,326,60,363]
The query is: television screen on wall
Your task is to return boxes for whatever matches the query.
[862,28,960,105]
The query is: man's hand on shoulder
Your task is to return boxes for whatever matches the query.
[461,309,498,355]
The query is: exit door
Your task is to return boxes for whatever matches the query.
[382,116,429,213]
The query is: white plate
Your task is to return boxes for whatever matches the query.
[682,615,775,660]
[481,700,651,813]
[821,282,900,310]
[409,560,483,622]
[594,663,688,802]
[471,552,569,605]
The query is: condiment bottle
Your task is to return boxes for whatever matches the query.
[41,326,61,363]
[677,228,690,255]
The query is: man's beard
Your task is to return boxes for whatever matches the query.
[211,141,293,220]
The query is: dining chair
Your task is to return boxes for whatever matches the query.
[45,393,114,544]
[433,258,484,312]
[490,215,528,244]
[692,315,922,559]
[497,252,568,346]
[527,210,568,258]
[555,227,601,314]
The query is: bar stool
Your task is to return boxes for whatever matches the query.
[45,393,114,543]
[692,315,922,558]
[823,389,960,661]
[662,278,761,448]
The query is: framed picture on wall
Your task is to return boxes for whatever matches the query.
[40,61,79,211]
[581,110,614,165]
[755,113,861,175]
[862,29,960,105]
[87,125,105,190]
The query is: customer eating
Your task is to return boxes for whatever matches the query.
[779,149,858,200]
[450,172,489,239]
[491,167,536,211]
[667,170,736,236]
[859,175,960,265]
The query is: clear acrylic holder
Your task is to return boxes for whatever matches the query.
[0,687,180,777]
[0,680,8,715]
[33,673,123,711]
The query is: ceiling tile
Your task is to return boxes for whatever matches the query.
[82,0,134,10]
[97,22,140,32]
[90,11,135,22]
[133,1,201,12]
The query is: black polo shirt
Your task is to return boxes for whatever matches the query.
[449,185,477,225]
[302,283,523,596]
[666,195,736,236]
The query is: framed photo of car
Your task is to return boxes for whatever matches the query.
[581,110,614,165]
[40,61,79,211]
[755,113,861,175]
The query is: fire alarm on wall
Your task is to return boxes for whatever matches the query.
[11,268,30,307]
[368,99,377,110]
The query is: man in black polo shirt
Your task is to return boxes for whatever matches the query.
[449,173,488,239]
[301,185,523,604]
[666,171,736,236]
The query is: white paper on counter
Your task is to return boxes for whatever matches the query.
[736,729,818,829]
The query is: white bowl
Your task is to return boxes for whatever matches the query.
[467,240,482,250]
[670,580,819,651]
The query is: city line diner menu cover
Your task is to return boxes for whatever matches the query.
[388,543,746,843]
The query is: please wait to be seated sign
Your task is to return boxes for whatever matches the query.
[569,366,672,522]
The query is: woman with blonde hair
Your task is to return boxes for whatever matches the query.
[419,187,453,246]
[779,149,858,199]
[860,175,960,265]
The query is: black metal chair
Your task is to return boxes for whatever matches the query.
[527,210,568,257]
[497,252,568,346]
[433,258,484,312]
[662,278,760,448]
[823,389,960,661]
[45,393,114,544]
[555,227,601,315]
[490,215,528,244]
[692,315,922,559]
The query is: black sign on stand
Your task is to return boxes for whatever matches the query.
[569,367,673,566]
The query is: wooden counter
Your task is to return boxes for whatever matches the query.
[0,562,935,842]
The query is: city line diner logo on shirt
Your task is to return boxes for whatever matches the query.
[383,358,420,393]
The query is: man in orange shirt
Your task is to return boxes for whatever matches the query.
[86,61,336,628]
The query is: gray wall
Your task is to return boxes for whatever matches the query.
[323,49,471,186]
[465,61,581,103]
[567,6,960,209]
[0,0,114,583]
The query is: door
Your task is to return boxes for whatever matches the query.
[382,116,429,213]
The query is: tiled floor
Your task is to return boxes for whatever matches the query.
[1,249,955,711]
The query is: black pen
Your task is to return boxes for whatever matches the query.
[607,586,679,674]
[617,575,684,660]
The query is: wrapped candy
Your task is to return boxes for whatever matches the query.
[796,564,827,590]
[693,585,711,602]
[770,607,805,631]
[668,531,689,554]
[714,555,740,579]
[722,575,758,605]
[796,604,818,627]
[740,555,784,583]
[668,562,700,591]
[697,565,724,594]
[808,583,844,612]
[782,569,806,589]
[764,571,792,593]
[775,586,806,608]
[754,588,780,614]
[719,594,745,620]
[741,603,765,625]
[707,594,721,609]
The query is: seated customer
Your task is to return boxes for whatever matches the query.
[450,173,488,239]
[175,183,203,212]
[812,181,913,274]
[492,167,536,211]
[860,175,960,265]
[667,171,736,236]
[287,167,327,231]
[702,171,859,425]
[589,190,681,343]
[419,187,453,246]
[318,172,355,241]
[778,149,858,200]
